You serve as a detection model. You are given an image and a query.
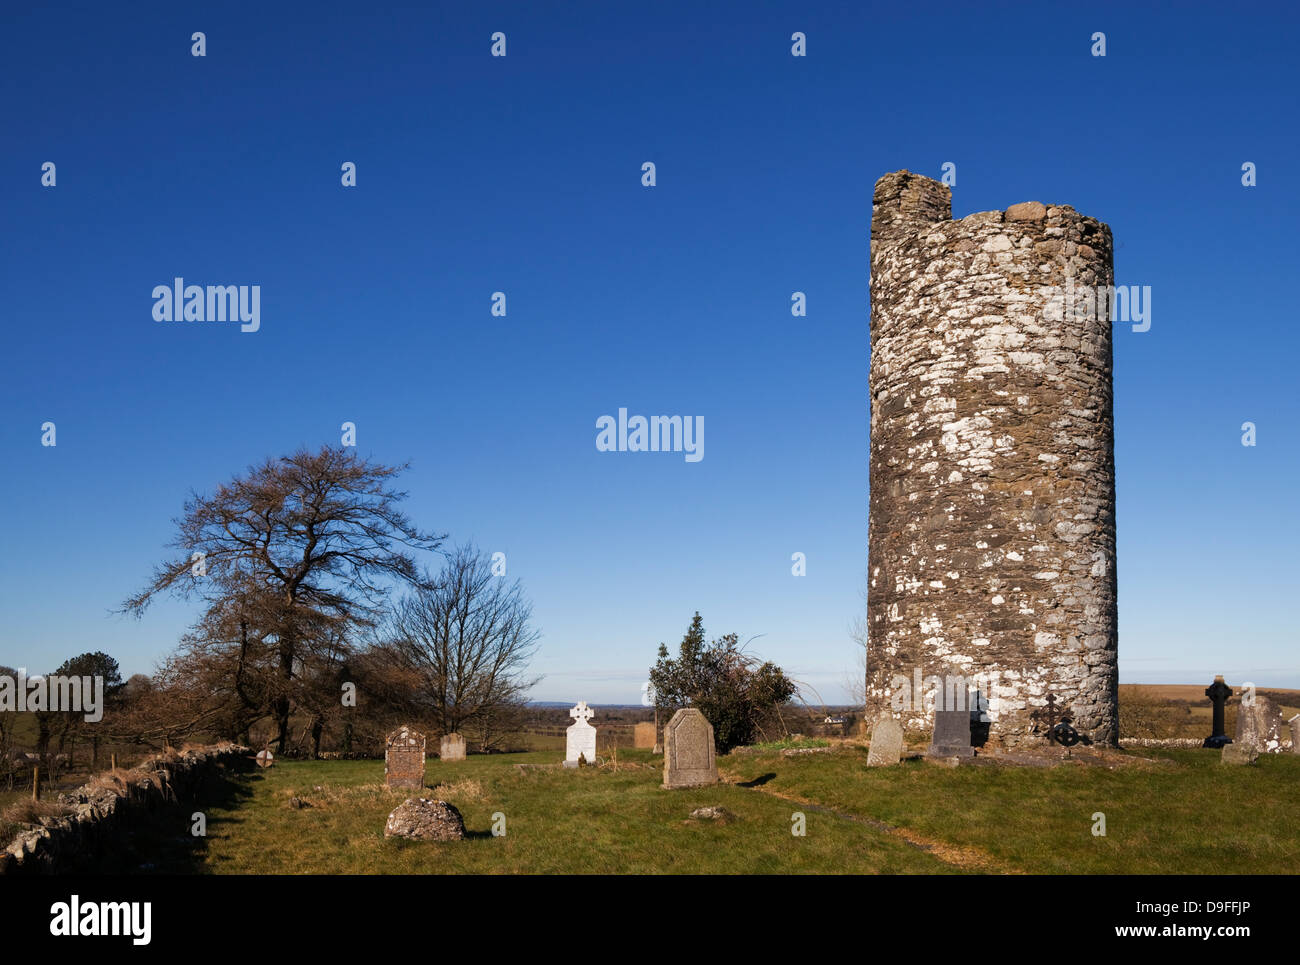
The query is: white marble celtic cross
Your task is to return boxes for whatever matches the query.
[566,701,597,764]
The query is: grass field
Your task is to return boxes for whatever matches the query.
[195,751,944,874]
[181,743,1299,875]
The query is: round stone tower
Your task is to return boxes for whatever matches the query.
[866,170,1118,747]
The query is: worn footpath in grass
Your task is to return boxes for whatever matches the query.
[720,745,1300,874]
[198,751,950,874]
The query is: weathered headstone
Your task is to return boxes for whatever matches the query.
[1203,676,1233,748]
[1289,714,1300,754]
[1235,694,1284,754]
[383,798,466,840]
[634,721,656,749]
[662,708,718,788]
[564,701,598,767]
[866,716,904,767]
[1221,743,1259,766]
[439,732,466,761]
[385,725,425,789]
[928,708,973,758]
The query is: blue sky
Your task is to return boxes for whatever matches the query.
[2,1,1297,704]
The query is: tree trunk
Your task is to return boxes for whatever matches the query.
[36,716,51,758]
[274,698,290,753]
[234,619,261,725]
[310,716,323,759]
[275,631,295,753]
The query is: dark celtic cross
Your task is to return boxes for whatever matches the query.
[1031,695,1079,747]
[1050,714,1080,748]
[1030,694,1060,734]
[1203,676,1234,748]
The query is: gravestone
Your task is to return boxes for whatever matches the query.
[928,708,973,758]
[1203,676,1233,748]
[866,716,904,767]
[1290,714,1300,754]
[1235,694,1284,754]
[634,721,656,749]
[662,708,718,788]
[1221,743,1259,766]
[439,732,466,761]
[254,748,274,768]
[564,702,598,768]
[385,725,426,789]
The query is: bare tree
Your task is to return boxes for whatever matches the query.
[377,544,541,748]
[845,606,869,707]
[105,652,230,748]
[293,621,353,758]
[122,446,443,752]
[175,583,277,743]
[0,665,15,789]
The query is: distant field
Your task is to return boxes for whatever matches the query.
[1117,684,1299,741]
[1126,684,1299,703]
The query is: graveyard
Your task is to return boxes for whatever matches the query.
[5,683,1298,876]
[192,689,1300,875]
[173,738,1298,875]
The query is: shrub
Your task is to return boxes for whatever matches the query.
[650,613,797,754]
[1119,685,1191,739]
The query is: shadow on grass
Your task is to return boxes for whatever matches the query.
[66,755,257,874]
[737,772,777,788]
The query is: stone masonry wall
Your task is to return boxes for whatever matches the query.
[866,170,1118,747]
[0,743,248,874]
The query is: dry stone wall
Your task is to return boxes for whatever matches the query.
[866,170,1118,747]
[0,742,248,874]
